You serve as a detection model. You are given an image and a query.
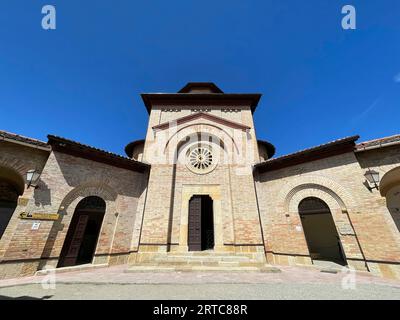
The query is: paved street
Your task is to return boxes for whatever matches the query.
[0,265,399,300]
[1,283,400,300]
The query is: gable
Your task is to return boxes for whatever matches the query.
[152,112,251,131]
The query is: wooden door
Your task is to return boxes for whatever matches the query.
[63,214,89,266]
[188,196,202,251]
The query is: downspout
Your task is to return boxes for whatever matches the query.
[252,167,268,261]
[136,168,151,253]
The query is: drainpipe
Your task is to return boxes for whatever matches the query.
[252,168,268,259]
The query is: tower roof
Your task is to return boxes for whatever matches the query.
[140,82,262,114]
[178,82,224,93]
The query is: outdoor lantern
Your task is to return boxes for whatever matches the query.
[26,169,41,188]
[364,169,380,190]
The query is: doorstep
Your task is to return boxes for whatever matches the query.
[35,263,109,276]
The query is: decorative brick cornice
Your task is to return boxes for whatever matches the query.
[152,112,251,131]
[141,93,262,114]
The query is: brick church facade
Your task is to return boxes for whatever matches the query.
[0,82,399,279]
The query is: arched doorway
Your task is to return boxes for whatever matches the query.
[380,167,400,233]
[58,196,106,267]
[0,167,24,240]
[299,197,346,265]
[386,185,400,232]
[188,195,214,251]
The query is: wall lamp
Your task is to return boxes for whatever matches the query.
[26,169,41,189]
[364,169,380,191]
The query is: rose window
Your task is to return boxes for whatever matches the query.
[186,145,217,174]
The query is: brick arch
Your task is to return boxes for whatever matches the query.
[175,132,230,170]
[0,157,30,259]
[44,182,120,263]
[0,155,29,180]
[286,184,346,214]
[277,175,356,215]
[280,180,361,264]
[380,166,400,197]
[0,155,28,193]
[163,123,241,155]
[59,182,118,212]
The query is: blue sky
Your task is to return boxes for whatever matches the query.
[0,1,399,157]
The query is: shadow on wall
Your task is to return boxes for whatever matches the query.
[52,151,146,197]
[34,180,52,207]
[356,145,400,170]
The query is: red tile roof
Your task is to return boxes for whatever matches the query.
[254,136,360,173]
[356,134,400,151]
[47,135,150,173]
[0,130,50,150]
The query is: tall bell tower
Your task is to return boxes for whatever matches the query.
[128,83,275,268]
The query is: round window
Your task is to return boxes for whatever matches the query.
[186,145,217,174]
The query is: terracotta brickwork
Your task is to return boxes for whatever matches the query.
[0,142,49,263]
[0,146,147,279]
[255,149,400,279]
[139,103,263,252]
[1,83,400,280]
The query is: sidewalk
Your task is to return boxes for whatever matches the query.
[1,264,399,288]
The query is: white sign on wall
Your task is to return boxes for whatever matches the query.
[31,222,41,230]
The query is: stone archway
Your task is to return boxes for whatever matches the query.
[299,197,346,265]
[380,167,400,233]
[0,166,24,240]
[58,196,106,267]
[40,182,118,268]
[278,177,367,270]
[385,186,400,232]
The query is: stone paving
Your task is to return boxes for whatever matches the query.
[1,264,400,300]
[0,264,399,288]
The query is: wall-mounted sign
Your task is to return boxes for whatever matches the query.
[31,222,41,230]
[19,212,60,221]
[337,224,355,236]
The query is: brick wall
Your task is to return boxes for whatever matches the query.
[139,103,263,249]
[0,145,147,278]
[255,148,400,278]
